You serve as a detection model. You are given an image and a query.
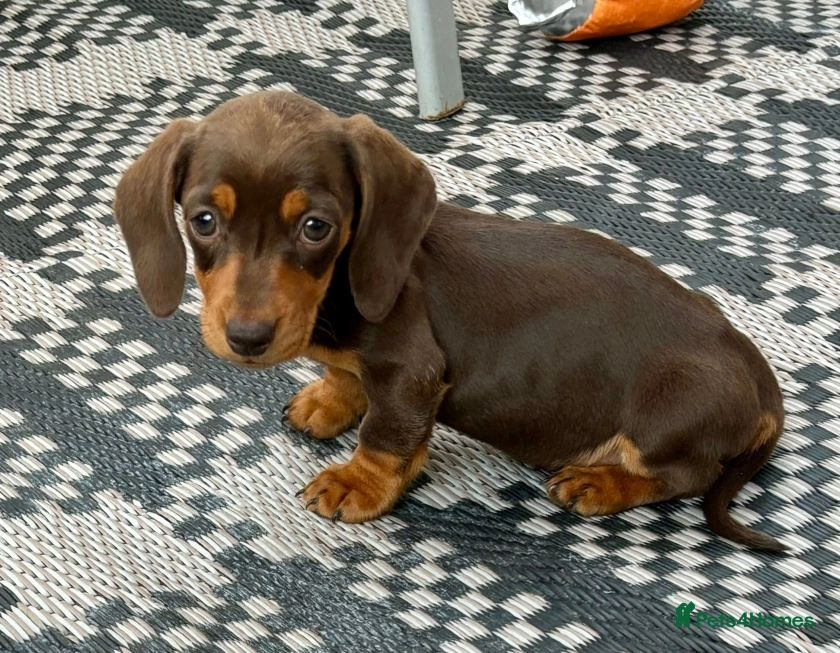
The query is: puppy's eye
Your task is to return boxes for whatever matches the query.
[191,212,217,238]
[301,218,332,243]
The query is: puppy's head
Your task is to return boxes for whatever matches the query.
[113,92,436,368]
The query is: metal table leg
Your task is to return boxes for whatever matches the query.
[406,0,465,120]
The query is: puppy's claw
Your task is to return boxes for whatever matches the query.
[282,403,290,415]
[331,509,342,523]
[305,497,318,509]
[302,427,312,438]
[295,487,306,498]
[547,482,559,496]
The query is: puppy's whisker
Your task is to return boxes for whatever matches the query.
[315,315,338,343]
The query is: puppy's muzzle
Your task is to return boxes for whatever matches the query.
[225,318,276,357]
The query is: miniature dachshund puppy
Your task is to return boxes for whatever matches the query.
[113,91,786,551]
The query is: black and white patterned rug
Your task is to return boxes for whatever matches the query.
[0,0,839,651]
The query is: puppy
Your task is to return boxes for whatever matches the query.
[114,91,786,551]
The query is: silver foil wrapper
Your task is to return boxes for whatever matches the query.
[507,0,596,38]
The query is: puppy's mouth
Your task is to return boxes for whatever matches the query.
[200,335,290,370]
[231,358,271,370]
[232,358,274,370]
[220,340,309,370]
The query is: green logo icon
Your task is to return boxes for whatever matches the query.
[675,602,695,628]
[673,603,815,629]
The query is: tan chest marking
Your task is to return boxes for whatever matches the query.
[303,344,362,377]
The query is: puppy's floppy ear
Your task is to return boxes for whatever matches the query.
[113,119,197,318]
[343,114,437,323]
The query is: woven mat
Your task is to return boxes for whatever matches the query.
[0,0,839,651]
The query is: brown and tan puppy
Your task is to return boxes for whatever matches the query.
[113,91,786,551]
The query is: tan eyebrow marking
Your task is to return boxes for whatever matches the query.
[280,188,309,224]
[211,183,237,219]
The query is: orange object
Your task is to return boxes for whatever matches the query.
[550,0,703,41]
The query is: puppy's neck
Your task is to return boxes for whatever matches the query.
[309,247,361,351]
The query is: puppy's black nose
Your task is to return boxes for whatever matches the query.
[226,319,275,357]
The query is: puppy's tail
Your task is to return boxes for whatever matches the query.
[702,413,787,552]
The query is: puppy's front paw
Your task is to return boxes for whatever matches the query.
[299,446,427,523]
[286,372,366,439]
[301,462,399,523]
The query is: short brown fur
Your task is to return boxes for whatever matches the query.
[113,91,786,551]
